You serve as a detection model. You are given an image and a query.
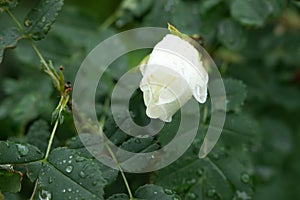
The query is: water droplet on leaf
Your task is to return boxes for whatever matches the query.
[134,138,141,144]
[164,188,174,195]
[39,189,52,200]
[241,172,250,183]
[48,177,53,184]
[79,171,86,178]
[186,192,197,199]
[207,189,216,197]
[196,168,204,176]
[65,165,73,173]
[16,144,29,156]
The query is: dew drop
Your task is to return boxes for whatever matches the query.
[48,177,53,184]
[187,178,196,184]
[16,144,29,156]
[211,153,219,160]
[241,172,250,183]
[67,188,72,192]
[196,168,204,177]
[41,16,46,22]
[186,192,196,199]
[207,189,216,197]
[234,190,252,200]
[115,20,125,28]
[79,171,86,178]
[153,191,158,195]
[92,181,97,186]
[75,157,85,162]
[164,188,174,195]
[24,19,32,27]
[134,138,141,144]
[65,165,73,173]
[39,189,52,200]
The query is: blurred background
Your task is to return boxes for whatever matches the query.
[0,0,300,199]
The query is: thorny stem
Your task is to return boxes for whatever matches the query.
[98,98,134,199]
[100,132,134,199]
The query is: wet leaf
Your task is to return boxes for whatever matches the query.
[24,0,64,40]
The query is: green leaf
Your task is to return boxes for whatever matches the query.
[217,19,246,51]
[199,0,223,14]
[24,0,64,40]
[135,184,181,200]
[264,0,287,17]
[224,78,247,112]
[26,161,42,182]
[107,185,180,200]
[143,0,201,34]
[0,169,22,193]
[26,120,59,153]
[153,113,258,199]
[0,141,43,164]
[33,148,106,200]
[0,27,22,63]
[217,113,260,147]
[152,145,254,199]
[0,75,54,125]
[107,193,129,200]
[230,0,269,26]
[67,134,118,185]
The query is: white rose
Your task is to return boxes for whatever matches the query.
[139,34,209,122]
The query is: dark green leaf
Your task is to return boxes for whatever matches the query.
[264,0,287,17]
[224,78,247,111]
[107,185,180,200]
[199,0,223,14]
[135,184,181,200]
[34,148,106,200]
[26,161,42,182]
[26,120,59,153]
[107,193,129,200]
[217,19,246,51]
[66,134,118,185]
[230,0,269,26]
[153,113,258,199]
[0,75,54,125]
[24,0,64,40]
[0,141,43,164]
[0,169,22,193]
[153,145,253,199]
[0,27,22,63]
[218,113,260,146]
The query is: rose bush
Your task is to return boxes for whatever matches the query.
[139,34,209,122]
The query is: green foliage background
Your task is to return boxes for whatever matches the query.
[0,0,300,199]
